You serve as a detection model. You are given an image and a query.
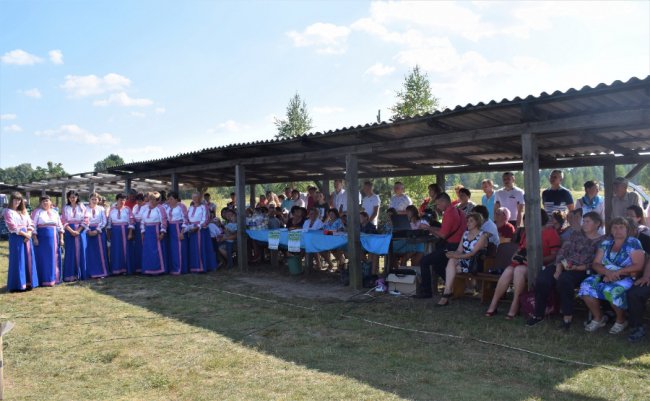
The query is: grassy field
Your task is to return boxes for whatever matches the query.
[1,241,649,401]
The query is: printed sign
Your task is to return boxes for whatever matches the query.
[288,231,302,252]
[268,230,281,250]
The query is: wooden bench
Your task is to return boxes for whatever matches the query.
[452,242,519,304]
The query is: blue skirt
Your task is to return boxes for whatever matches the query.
[34,226,61,286]
[110,224,132,275]
[132,221,143,273]
[141,224,167,275]
[188,228,217,273]
[7,232,39,291]
[63,223,87,281]
[167,222,188,275]
[85,225,109,278]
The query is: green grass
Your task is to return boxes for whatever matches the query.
[1,241,649,401]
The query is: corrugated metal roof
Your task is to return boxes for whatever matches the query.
[100,75,650,186]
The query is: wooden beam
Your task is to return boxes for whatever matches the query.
[171,173,179,193]
[625,162,648,180]
[235,164,248,272]
[604,163,616,222]
[436,173,446,191]
[249,184,256,209]
[323,178,331,203]
[346,154,362,290]
[522,130,542,288]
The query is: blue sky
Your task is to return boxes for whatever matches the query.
[1,1,649,174]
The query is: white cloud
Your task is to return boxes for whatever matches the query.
[154,107,166,114]
[3,124,23,133]
[49,49,64,64]
[287,22,351,54]
[34,124,120,145]
[21,88,42,99]
[364,62,396,77]
[118,145,164,156]
[0,114,17,121]
[312,106,345,114]
[206,119,250,134]
[61,73,131,97]
[93,92,153,107]
[130,111,146,118]
[1,49,43,65]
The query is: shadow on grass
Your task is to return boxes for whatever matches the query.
[86,264,645,401]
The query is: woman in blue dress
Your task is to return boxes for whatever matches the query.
[166,191,189,275]
[61,190,88,281]
[84,192,109,278]
[107,193,134,275]
[4,192,39,291]
[579,217,645,334]
[31,196,64,286]
[140,192,168,275]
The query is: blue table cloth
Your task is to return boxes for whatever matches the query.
[246,229,391,254]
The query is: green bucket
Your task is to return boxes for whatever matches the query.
[287,256,303,275]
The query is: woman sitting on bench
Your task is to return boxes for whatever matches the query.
[485,209,561,319]
[526,211,605,330]
[436,213,489,307]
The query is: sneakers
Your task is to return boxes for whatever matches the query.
[525,317,544,327]
[609,321,628,334]
[584,318,607,332]
[628,326,646,343]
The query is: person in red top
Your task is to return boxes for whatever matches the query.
[485,209,561,319]
[414,192,467,299]
[418,183,443,215]
[495,207,516,242]
[124,189,137,210]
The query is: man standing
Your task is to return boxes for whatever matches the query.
[361,181,380,226]
[416,193,467,299]
[494,172,525,227]
[389,181,412,215]
[611,177,643,218]
[542,170,574,214]
[481,179,496,221]
[281,187,294,211]
[125,189,137,210]
[306,186,317,210]
[226,192,236,210]
[291,189,305,208]
[330,179,347,214]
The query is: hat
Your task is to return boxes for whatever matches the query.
[614,177,628,186]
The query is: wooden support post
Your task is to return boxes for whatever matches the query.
[249,184,256,209]
[0,321,16,401]
[323,178,331,203]
[604,162,616,223]
[171,173,179,193]
[346,154,362,289]
[61,187,67,210]
[89,182,96,196]
[521,130,542,287]
[235,164,248,272]
[436,173,446,191]
[125,178,132,194]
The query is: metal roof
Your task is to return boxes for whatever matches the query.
[104,75,650,187]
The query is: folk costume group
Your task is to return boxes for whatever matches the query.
[4,190,218,292]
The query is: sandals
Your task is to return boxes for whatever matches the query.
[485,309,498,317]
[435,293,451,307]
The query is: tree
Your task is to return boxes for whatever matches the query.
[94,154,125,172]
[390,65,440,120]
[274,93,313,139]
[0,161,67,184]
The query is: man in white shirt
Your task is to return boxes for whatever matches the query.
[330,179,347,213]
[361,181,380,226]
[494,172,525,227]
[389,181,412,215]
[291,189,305,208]
[611,177,643,218]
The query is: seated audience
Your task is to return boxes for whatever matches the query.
[286,206,306,230]
[550,210,571,241]
[267,207,285,229]
[416,193,467,299]
[575,180,605,224]
[291,189,306,208]
[456,188,476,217]
[218,208,238,264]
[495,207,516,243]
[628,258,650,342]
[302,207,324,231]
[314,190,329,220]
[436,212,489,306]
[419,183,443,215]
[473,205,499,250]
[389,181,412,215]
[626,205,650,253]
[485,209,561,318]
[526,212,605,330]
[360,211,379,274]
[579,217,645,333]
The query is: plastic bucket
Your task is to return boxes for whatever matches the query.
[287,256,303,275]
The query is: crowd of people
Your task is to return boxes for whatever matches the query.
[4,171,650,342]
